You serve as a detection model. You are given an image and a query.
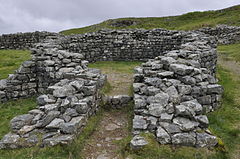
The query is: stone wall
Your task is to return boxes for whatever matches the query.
[0,29,217,103]
[197,25,240,44]
[0,68,106,149]
[59,29,217,69]
[132,44,223,148]
[0,28,223,149]
[0,31,57,50]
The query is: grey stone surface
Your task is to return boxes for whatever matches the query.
[37,111,60,127]
[43,135,74,146]
[156,127,171,144]
[196,132,218,147]
[169,64,194,76]
[10,114,34,132]
[148,103,166,117]
[0,133,20,149]
[53,85,75,98]
[159,122,182,134]
[60,116,85,134]
[133,115,148,130]
[0,79,7,90]
[46,118,64,129]
[130,135,148,149]
[107,95,132,109]
[173,117,199,131]
[172,133,196,146]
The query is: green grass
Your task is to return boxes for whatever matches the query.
[60,5,240,35]
[89,61,142,96]
[88,61,142,74]
[0,98,37,139]
[218,43,240,62]
[0,50,31,79]
[208,66,240,158]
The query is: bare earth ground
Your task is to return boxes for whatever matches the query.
[83,111,129,159]
[83,63,138,159]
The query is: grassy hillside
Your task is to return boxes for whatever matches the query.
[0,50,31,79]
[218,43,240,62]
[60,5,240,35]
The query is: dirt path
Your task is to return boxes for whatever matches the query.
[82,63,137,159]
[83,111,129,159]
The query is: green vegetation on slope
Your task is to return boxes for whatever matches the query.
[218,43,240,62]
[60,5,240,35]
[0,98,37,139]
[0,50,31,79]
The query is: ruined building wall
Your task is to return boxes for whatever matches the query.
[0,28,223,149]
[197,25,240,44]
[0,29,217,103]
[0,32,58,50]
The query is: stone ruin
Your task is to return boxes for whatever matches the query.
[0,24,239,149]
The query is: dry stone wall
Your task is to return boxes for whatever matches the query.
[0,68,105,149]
[0,27,226,149]
[197,25,240,44]
[0,31,57,50]
[132,44,223,148]
[0,29,217,103]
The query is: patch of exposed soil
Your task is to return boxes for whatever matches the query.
[82,65,134,159]
[83,111,129,159]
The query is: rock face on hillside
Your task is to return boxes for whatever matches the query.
[110,20,139,27]
[0,26,229,149]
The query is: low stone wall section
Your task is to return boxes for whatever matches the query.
[197,25,240,44]
[0,31,58,50]
[0,66,106,149]
[132,42,223,147]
